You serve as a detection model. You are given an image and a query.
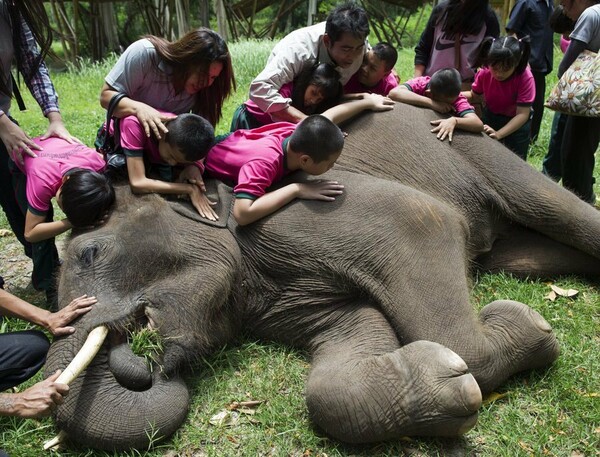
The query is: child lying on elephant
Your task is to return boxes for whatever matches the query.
[116,113,218,220]
[388,68,483,143]
[180,93,394,226]
[8,137,115,293]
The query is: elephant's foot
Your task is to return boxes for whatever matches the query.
[306,341,481,443]
[475,300,560,393]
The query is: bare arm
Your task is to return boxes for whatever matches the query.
[388,86,453,113]
[484,106,530,140]
[414,64,425,78]
[320,93,394,126]
[126,157,218,220]
[233,181,344,226]
[99,83,175,139]
[0,289,96,336]
[24,210,71,243]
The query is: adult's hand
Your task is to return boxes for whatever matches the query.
[0,114,41,164]
[45,295,97,336]
[3,371,69,418]
[40,112,83,144]
[135,104,176,140]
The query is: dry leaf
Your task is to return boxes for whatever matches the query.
[0,229,12,237]
[571,451,585,457]
[550,284,579,298]
[544,291,557,301]
[482,391,509,405]
[518,440,534,453]
[209,410,239,427]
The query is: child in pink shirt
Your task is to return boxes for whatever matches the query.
[231,63,343,131]
[10,136,114,291]
[197,94,394,226]
[465,36,535,160]
[388,68,483,143]
[116,112,217,220]
[344,42,399,96]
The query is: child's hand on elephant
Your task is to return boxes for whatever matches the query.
[178,165,206,192]
[483,124,500,140]
[364,93,395,112]
[190,186,218,221]
[430,118,458,143]
[297,181,344,201]
[46,294,97,336]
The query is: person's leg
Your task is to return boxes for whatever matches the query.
[542,112,567,181]
[0,330,50,391]
[0,138,32,257]
[11,164,60,294]
[561,115,600,203]
[529,71,546,143]
[502,118,531,161]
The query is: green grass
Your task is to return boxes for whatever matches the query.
[1,40,599,456]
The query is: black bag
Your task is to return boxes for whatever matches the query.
[95,93,128,174]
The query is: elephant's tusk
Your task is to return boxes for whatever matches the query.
[43,326,108,451]
[43,430,67,450]
[56,325,109,385]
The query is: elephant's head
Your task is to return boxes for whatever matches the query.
[44,184,242,450]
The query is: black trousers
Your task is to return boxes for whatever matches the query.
[530,70,547,143]
[561,115,600,203]
[0,329,49,391]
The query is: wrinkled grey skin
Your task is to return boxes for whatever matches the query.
[46,104,600,450]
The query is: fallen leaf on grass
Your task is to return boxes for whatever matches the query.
[227,400,264,410]
[209,410,240,427]
[518,440,534,453]
[482,391,509,405]
[550,284,579,298]
[0,229,13,237]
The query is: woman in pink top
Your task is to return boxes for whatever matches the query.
[465,36,535,160]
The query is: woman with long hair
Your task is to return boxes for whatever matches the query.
[100,28,235,138]
[0,0,79,300]
[414,0,500,89]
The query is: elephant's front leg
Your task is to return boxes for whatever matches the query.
[305,303,481,442]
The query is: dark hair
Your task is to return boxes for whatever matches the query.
[289,115,344,163]
[146,28,236,126]
[471,35,531,75]
[61,169,115,228]
[291,63,343,115]
[372,42,398,72]
[0,0,53,97]
[549,5,575,35]
[429,68,461,98]
[439,0,491,37]
[164,114,215,162]
[325,3,369,43]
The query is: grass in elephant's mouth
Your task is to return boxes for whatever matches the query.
[129,327,164,371]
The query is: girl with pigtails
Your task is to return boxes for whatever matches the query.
[463,36,535,160]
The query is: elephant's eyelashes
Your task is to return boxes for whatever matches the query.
[80,245,99,268]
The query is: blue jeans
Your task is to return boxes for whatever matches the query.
[483,108,531,160]
[542,112,567,182]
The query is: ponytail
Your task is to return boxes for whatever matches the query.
[471,35,530,75]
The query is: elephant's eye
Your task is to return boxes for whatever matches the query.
[80,245,99,268]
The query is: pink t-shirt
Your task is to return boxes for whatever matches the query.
[471,67,535,117]
[404,76,475,116]
[116,113,166,164]
[17,137,106,214]
[204,123,295,198]
[560,36,571,54]
[343,72,398,95]
[244,83,293,126]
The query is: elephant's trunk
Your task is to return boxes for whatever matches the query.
[45,328,190,450]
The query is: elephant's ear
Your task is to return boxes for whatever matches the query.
[168,178,233,228]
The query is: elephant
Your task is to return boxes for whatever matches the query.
[44,103,600,451]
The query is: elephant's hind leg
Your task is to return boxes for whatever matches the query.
[305,304,481,443]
